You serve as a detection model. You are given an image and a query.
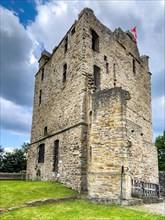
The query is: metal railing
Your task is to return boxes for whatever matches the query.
[131,179,160,198]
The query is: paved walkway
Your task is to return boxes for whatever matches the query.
[129,201,165,216]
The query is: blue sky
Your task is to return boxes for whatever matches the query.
[0,0,37,25]
[0,0,165,149]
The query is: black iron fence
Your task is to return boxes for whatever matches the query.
[131,179,160,198]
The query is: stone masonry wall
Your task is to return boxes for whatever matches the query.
[27,12,88,191]
[88,87,131,202]
[27,124,87,192]
[81,9,158,184]
[31,15,86,143]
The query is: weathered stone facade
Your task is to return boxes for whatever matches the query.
[27,8,159,203]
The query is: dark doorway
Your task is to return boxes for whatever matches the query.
[53,140,59,172]
[91,29,99,52]
[38,144,45,163]
[93,65,100,91]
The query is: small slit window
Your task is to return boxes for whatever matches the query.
[133,59,136,74]
[106,63,109,73]
[71,27,75,35]
[93,65,100,91]
[104,56,107,61]
[39,89,42,105]
[91,29,99,52]
[41,68,44,80]
[63,64,67,83]
[64,36,68,53]
[44,126,47,135]
[38,144,45,163]
[89,146,92,163]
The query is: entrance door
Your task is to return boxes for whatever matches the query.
[53,140,59,172]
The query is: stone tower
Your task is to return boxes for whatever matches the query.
[27,8,159,204]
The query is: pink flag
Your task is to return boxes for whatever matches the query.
[131,26,137,43]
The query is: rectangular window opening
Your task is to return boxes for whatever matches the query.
[93,65,100,91]
[133,59,136,74]
[89,146,92,163]
[38,144,45,163]
[41,68,44,80]
[44,126,47,135]
[104,56,107,61]
[53,140,59,172]
[71,27,75,35]
[39,89,42,105]
[106,62,109,73]
[64,36,68,53]
[91,29,99,52]
[63,64,67,83]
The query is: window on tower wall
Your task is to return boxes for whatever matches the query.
[38,144,45,163]
[133,59,136,74]
[41,68,44,80]
[64,36,68,53]
[71,27,75,35]
[53,140,59,172]
[106,62,109,73]
[91,29,99,52]
[44,126,47,135]
[39,89,42,105]
[93,65,100,91]
[63,63,67,83]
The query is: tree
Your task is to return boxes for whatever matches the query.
[0,149,27,173]
[0,142,29,173]
[21,142,29,155]
[0,145,4,171]
[155,131,165,171]
[0,145,4,155]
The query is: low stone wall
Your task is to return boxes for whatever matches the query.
[159,171,165,197]
[0,171,26,180]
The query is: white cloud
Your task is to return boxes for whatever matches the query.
[29,1,164,74]
[0,97,32,135]
[4,147,14,153]
[152,95,165,138]
[28,1,72,52]
[0,6,38,106]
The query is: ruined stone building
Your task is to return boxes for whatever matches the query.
[27,8,160,204]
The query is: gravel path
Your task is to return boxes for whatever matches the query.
[129,201,165,216]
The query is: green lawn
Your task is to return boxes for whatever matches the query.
[0,180,77,209]
[0,181,164,220]
[1,200,164,220]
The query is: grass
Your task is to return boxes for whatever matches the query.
[1,200,164,220]
[0,181,164,220]
[0,180,77,209]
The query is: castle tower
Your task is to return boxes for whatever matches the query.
[27,8,159,204]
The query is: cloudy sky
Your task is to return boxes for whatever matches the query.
[0,0,164,148]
